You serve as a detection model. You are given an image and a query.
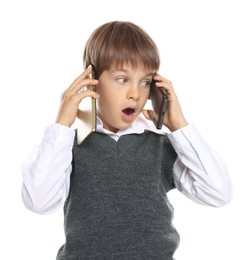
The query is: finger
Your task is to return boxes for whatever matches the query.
[153,74,173,86]
[77,89,100,101]
[65,78,98,99]
[153,77,175,97]
[153,73,170,81]
[69,66,93,89]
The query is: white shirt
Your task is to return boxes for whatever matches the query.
[21,115,233,214]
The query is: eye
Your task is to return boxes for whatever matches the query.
[140,80,151,88]
[116,77,128,84]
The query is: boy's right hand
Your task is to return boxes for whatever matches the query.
[55,65,99,127]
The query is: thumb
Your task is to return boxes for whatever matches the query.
[142,109,153,121]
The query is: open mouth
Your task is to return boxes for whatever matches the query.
[121,107,136,122]
[122,107,135,115]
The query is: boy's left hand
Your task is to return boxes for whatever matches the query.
[142,74,188,132]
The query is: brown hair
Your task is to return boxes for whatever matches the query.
[83,21,160,78]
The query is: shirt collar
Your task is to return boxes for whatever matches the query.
[96,114,166,141]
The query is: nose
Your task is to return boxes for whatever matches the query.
[127,85,140,101]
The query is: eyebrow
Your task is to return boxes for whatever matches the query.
[111,68,154,78]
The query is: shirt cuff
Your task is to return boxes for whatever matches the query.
[43,123,75,146]
[167,123,202,151]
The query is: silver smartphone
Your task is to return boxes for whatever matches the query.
[76,66,97,145]
[149,79,168,129]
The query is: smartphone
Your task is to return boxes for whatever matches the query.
[75,66,97,145]
[149,79,168,129]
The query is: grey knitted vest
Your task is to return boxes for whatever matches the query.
[56,131,180,260]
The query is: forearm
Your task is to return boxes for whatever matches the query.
[168,124,233,207]
[22,124,75,214]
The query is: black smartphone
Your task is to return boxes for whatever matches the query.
[149,79,168,129]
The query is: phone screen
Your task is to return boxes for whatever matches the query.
[149,80,168,129]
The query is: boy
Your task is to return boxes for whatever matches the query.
[22,21,232,259]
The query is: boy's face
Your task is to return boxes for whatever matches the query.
[96,64,154,133]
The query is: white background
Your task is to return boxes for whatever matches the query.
[0,0,249,259]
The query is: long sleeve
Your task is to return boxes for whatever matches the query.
[22,121,233,215]
[168,124,233,207]
[22,124,75,214]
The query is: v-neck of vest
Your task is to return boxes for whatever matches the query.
[76,130,159,156]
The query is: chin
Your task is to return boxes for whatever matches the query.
[111,122,132,132]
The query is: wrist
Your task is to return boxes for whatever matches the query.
[55,117,72,128]
[168,119,188,132]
